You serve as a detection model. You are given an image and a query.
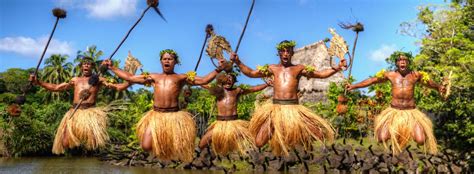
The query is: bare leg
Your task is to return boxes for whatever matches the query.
[62,125,69,148]
[141,127,153,151]
[377,124,390,143]
[412,123,426,144]
[199,128,214,149]
[255,121,273,148]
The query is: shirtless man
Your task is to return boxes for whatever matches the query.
[198,73,269,156]
[29,57,130,154]
[102,49,223,162]
[346,53,445,154]
[231,40,346,156]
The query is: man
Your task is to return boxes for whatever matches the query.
[102,49,223,162]
[231,40,346,156]
[346,53,445,154]
[29,57,130,154]
[199,72,269,156]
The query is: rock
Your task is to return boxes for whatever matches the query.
[377,162,388,169]
[430,156,443,165]
[378,167,389,173]
[369,169,380,174]
[437,164,449,173]
[268,159,283,170]
[449,164,462,173]
[115,159,129,166]
[191,159,205,169]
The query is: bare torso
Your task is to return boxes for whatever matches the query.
[150,73,187,108]
[72,77,100,104]
[386,71,420,109]
[269,64,304,100]
[215,88,241,116]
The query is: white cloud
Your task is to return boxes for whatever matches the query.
[369,44,397,62]
[56,0,138,19]
[0,36,74,58]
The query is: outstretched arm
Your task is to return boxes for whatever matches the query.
[29,74,73,92]
[188,69,221,85]
[100,77,131,91]
[418,72,445,94]
[231,53,268,78]
[102,60,151,84]
[347,77,387,91]
[302,59,346,78]
[241,83,269,95]
[303,67,342,78]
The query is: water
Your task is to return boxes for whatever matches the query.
[0,157,222,174]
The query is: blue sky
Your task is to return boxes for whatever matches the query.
[1,0,446,86]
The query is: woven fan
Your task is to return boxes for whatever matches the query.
[328,28,349,59]
[206,31,233,62]
[124,51,143,75]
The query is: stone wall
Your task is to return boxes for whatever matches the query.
[263,41,345,104]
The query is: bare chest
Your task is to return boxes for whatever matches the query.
[389,74,417,89]
[272,67,300,85]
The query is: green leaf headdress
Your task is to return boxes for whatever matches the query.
[160,49,180,64]
[79,56,95,66]
[276,40,296,51]
[386,51,413,70]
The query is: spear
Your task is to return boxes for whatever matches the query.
[332,22,364,115]
[234,0,255,54]
[215,0,256,72]
[69,0,166,120]
[339,22,364,95]
[17,8,67,107]
[107,0,167,61]
[194,24,214,72]
[33,8,67,78]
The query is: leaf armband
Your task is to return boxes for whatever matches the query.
[304,65,316,73]
[257,64,271,76]
[419,71,430,83]
[141,71,152,87]
[375,69,386,80]
[186,71,197,82]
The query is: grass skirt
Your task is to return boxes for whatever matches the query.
[136,110,196,162]
[249,103,335,156]
[52,107,108,154]
[206,120,256,156]
[375,107,438,154]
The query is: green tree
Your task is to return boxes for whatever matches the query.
[41,54,73,101]
[0,68,30,94]
[412,2,473,150]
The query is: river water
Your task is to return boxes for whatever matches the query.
[0,157,223,174]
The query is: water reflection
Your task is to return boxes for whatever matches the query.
[0,157,221,174]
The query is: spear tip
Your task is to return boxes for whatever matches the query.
[206,24,214,35]
[147,0,159,7]
[354,22,364,32]
[338,21,364,32]
[52,8,67,18]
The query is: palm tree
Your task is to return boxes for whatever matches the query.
[41,54,73,101]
